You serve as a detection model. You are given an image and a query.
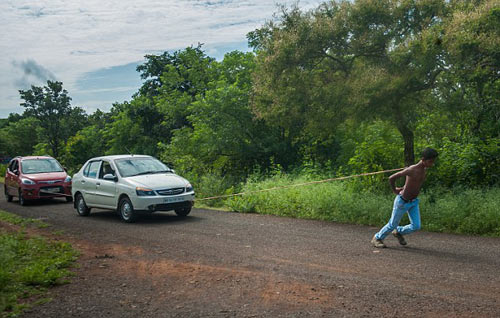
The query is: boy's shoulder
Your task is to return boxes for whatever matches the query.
[405,163,423,173]
[406,163,423,173]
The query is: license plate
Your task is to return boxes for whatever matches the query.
[44,187,60,193]
[163,197,185,203]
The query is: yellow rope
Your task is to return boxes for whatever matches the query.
[196,167,404,201]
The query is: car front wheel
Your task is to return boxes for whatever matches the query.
[18,189,26,206]
[175,207,191,217]
[119,197,136,223]
[75,194,90,216]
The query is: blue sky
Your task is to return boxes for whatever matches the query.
[0,0,323,118]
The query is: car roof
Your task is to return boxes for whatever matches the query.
[88,154,154,161]
[18,156,55,161]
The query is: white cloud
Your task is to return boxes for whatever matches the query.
[0,0,324,117]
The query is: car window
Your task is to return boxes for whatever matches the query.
[21,159,64,174]
[99,161,115,179]
[84,161,101,179]
[8,160,17,172]
[83,163,91,177]
[114,157,169,177]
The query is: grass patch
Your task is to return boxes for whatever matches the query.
[0,211,48,229]
[224,174,500,237]
[0,210,79,317]
[0,177,4,184]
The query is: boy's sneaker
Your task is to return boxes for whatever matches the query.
[371,235,386,248]
[392,230,407,246]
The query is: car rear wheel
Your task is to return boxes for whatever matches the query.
[175,207,191,217]
[18,189,26,206]
[75,194,90,216]
[4,186,13,202]
[119,197,136,223]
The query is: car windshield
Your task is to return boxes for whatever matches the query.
[114,157,171,177]
[21,159,64,174]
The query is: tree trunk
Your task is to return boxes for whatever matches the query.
[402,129,414,167]
[396,121,415,167]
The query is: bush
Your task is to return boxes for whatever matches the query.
[0,164,6,177]
[429,137,500,187]
[224,173,500,236]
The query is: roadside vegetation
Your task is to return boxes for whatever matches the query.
[0,210,78,318]
[221,175,500,237]
[0,0,498,236]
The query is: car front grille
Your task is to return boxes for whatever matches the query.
[39,186,64,196]
[38,180,63,184]
[156,187,185,196]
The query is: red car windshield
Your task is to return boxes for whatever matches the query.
[21,159,64,174]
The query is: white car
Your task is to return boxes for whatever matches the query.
[71,155,195,222]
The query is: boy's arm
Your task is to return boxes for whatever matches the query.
[388,169,409,195]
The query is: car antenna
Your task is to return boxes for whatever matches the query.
[125,147,133,156]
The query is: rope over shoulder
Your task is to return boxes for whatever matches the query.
[196,167,404,202]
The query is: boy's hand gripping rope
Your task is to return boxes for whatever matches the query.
[196,167,404,202]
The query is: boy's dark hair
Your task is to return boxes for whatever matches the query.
[421,147,438,160]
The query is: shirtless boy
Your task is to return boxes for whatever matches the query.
[371,148,438,248]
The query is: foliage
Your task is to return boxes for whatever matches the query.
[0,211,78,317]
[162,51,285,177]
[225,174,500,236]
[0,117,40,158]
[19,81,85,158]
[439,0,500,139]
[249,0,450,166]
[0,211,48,228]
[430,137,500,187]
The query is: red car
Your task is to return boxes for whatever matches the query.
[4,156,72,205]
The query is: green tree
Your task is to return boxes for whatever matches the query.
[0,117,41,157]
[104,100,161,156]
[19,81,75,158]
[249,0,449,166]
[440,0,500,138]
[164,51,283,176]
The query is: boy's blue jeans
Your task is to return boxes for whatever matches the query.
[375,194,421,240]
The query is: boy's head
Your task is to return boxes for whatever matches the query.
[421,147,438,167]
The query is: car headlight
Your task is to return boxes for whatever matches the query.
[186,183,194,192]
[21,178,36,185]
[136,187,156,196]
[64,176,72,183]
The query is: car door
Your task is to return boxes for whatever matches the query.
[94,160,117,208]
[5,159,19,196]
[79,160,101,205]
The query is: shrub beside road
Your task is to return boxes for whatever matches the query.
[222,175,500,237]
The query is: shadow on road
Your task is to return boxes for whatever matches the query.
[12,197,70,206]
[390,245,496,266]
[84,209,203,226]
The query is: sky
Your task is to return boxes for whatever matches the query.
[0,0,324,118]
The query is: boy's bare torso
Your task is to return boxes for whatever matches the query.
[390,161,429,200]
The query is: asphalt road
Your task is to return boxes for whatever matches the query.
[1,192,500,317]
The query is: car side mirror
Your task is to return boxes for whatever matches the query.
[14,170,19,176]
[103,174,118,182]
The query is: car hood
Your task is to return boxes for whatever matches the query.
[23,172,68,182]
[125,174,188,189]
